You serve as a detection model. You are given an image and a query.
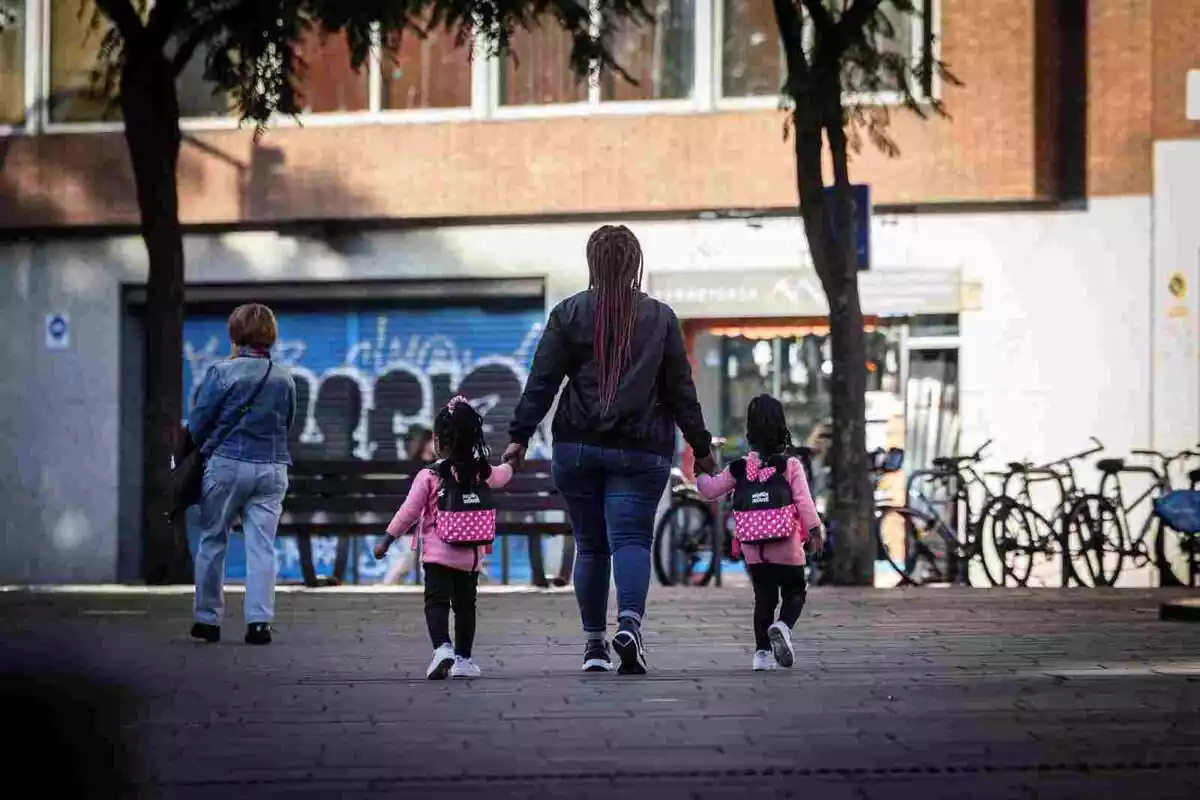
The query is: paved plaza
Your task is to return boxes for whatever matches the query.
[3,585,1200,798]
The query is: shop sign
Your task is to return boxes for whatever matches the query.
[648,265,962,319]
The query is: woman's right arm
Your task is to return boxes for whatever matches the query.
[186,365,226,451]
[659,309,713,459]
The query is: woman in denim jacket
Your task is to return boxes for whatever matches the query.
[187,304,296,645]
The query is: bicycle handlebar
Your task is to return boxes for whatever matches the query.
[973,439,993,460]
[1132,447,1199,464]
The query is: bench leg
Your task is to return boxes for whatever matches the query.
[528,535,549,588]
[555,535,575,586]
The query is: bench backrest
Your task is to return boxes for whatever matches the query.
[281,460,565,534]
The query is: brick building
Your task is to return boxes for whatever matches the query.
[0,1,1197,584]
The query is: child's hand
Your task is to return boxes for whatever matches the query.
[373,535,395,561]
[807,529,826,557]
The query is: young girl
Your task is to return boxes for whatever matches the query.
[697,394,825,671]
[374,396,512,680]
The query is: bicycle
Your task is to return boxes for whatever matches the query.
[1154,451,1200,587]
[984,438,1104,587]
[873,440,1030,587]
[1064,447,1200,587]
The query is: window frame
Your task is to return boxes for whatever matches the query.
[0,0,41,135]
[16,0,936,136]
[713,0,936,111]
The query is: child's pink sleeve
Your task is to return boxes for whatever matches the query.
[386,470,435,538]
[696,467,736,501]
[486,463,514,489]
[787,457,823,534]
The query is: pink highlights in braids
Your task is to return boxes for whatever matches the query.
[586,225,644,413]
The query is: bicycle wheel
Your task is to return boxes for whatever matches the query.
[1153,514,1200,587]
[1064,494,1126,586]
[977,495,1040,587]
[874,506,946,586]
[653,496,717,587]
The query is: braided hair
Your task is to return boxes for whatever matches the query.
[745,394,793,458]
[587,224,645,412]
[433,396,492,488]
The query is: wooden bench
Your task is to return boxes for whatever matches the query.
[281,460,573,588]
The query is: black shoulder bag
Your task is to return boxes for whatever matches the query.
[169,360,274,520]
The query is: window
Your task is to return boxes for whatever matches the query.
[600,0,694,101]
[293,26,369,113]
[0,1,24,125]
[500,25,588,106]
[381,27,473,110]
[175,41,232,118]
[720,0,924,100]
[49,0,120,123]
[502,0,696,107]
[721,0,781,99]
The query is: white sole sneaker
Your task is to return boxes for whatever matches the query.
[752,650,776,671]
[426,645,456,680]
[768,622,795,668]
[451,657,482,679]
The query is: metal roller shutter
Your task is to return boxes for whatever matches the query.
[182,294,547,583]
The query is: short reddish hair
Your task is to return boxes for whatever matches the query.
[227,303,278,350]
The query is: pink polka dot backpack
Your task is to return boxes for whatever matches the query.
[730,452,795,546]
[431,461,497,547]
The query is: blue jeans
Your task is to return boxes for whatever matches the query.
[552,443,670,636]
[194,456,289,626]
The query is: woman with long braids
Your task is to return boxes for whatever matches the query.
[504,225,715,675]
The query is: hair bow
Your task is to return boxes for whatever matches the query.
[745,452,776,483]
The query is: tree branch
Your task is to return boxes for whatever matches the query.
[95,0,144,44]
[838,0,883,37]
[172,21,216,77]
[799,0,834,33]
[147,0,189,49]
[773,0,810,91]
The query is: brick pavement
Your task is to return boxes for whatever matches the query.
[2,586,1199,799]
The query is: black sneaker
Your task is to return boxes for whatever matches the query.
[245,623,272,646]
[612,624,647,675]
[190,623,220,643]
[582,641,612,672]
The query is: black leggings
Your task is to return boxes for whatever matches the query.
[424,563,479,658]
[747,563,808,651]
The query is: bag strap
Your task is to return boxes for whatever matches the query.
[206,359,273,454]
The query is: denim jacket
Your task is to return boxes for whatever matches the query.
[187,350,296,465]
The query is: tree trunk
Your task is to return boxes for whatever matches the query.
[121,42,191,585]
[791,94,874,587]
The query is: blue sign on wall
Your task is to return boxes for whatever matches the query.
[824,183,871,271]
[183,305,551,585]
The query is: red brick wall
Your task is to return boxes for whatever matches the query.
[0,0,1180,230]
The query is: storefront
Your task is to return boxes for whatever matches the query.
[648,266,963,485]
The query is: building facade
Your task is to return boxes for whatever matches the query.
[1,0,1198,585]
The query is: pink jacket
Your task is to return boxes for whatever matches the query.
[697,455,822,566]
[385,463,514,573]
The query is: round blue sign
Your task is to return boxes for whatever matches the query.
[48,316,67,338]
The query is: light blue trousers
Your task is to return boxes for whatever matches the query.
[194,455,289,626]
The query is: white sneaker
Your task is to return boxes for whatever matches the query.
[451,655,482,679]
[752,650,776,671]
[426,643,456,680]
[768,621,795,668]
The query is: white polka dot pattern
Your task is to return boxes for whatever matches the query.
[437,509,498,545]
[733,508,795,543]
